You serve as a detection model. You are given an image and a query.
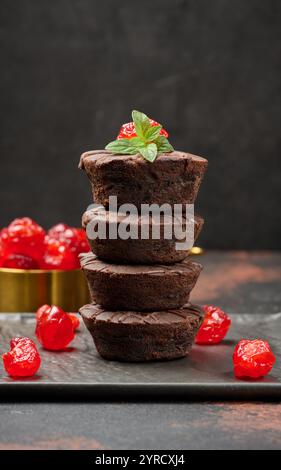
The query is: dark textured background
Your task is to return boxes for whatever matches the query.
[0,0,280,248]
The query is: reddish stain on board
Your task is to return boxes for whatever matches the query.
[192,255,281,302]
[216,403,281,434]
[168,403,281,442]
[0,437,105,450]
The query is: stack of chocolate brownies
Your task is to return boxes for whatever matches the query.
[79,149,208,361]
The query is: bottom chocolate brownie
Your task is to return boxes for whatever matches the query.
[79,303,204,362]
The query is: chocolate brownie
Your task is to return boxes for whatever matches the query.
[82,208,204,264]
[80,252,202,311]
[79,302,204,362]
[79,150,208,209]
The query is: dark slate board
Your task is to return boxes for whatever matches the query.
[0,313,280,400]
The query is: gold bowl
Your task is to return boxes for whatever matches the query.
[0,268,89,313]
[0,246,203,313]
[190,246,204,256]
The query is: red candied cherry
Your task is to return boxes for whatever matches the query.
[36,304,79,331]
[48,223,70,239]
[41,237,78,270]
[1,217,46,262]
[35,305,75,351]
[2,253,39,269]
[117,119,169,140]
[195,305,231,345]
[54,227,90,255]
[68,313,80,331]
[0,235,6,266]
[233,339,276,379]
[36,304,51,322]
[63,228,90,255]
[48,225,90,257]
[2,337,41,378]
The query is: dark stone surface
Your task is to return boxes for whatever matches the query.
[191,250,281,313]
[0,251,280,449]
[0,312,280,400]
[0,401,280,450]
[0,1,281,248]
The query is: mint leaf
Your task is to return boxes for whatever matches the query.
[105,110,174,162]
[132,110,151,138]
[139,143,158,162]
[105,139,138,155]
[127,136,147,149]
[144,124,162,141]
[105,137,146,155]
[155,135,174,153]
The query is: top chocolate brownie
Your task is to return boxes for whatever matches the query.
[79,150,208,209]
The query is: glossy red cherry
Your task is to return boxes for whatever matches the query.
[48,225,90,257]
[2,337,41,378]
[36,304,51,322]
[36,304,79,331]
[1,218,46,262]
[233,339,276,379]
[0,235,6,266]
[63,228,90,255]
[195,305,231,345]
[68,313,80,331]
[117,119,169,140]
[41,237,78,270]
[2,253,39,269]
[35,305,75,351]
[48,223,70,239]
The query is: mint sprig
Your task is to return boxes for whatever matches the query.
[132,109,151,138]
[105,110,174,163]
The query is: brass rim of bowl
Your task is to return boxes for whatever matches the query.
[0,268,81,274]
